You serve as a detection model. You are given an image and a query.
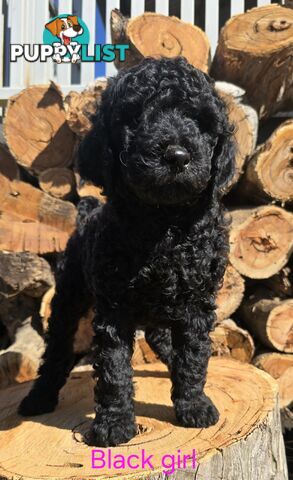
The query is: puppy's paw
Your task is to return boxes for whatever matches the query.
[86,416,137,447]
[175,395,219,428]
[18,391,58,417]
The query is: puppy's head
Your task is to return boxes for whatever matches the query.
[78,57,235,205]
[45,16,83,44]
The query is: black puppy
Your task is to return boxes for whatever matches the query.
[19,57,235,447]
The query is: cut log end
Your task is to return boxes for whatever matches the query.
[211,319,255,363]
[253,353,293,409]
[111,10,210,72]
[211,5,293,118]
[240,289,293,353]
[0,358,287,479]
[39,167,76,200]
[229,206,293,279]
[64,80,107,138]
[217,89,258,188]
[4,83,76,175]
[216,264,245,321]
[239,120,293,204]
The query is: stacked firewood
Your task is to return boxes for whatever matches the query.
[0,4,292,425]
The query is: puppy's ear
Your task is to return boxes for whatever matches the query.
[67,15,79,26]
[45,19,60,36]
[212,133,235,197]
[78,108,113,193]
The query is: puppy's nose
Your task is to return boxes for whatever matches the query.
[165,145,190,169]
[73,25,81,32]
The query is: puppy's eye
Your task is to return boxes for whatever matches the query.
[61,24,66,30]
[68,21,72,27]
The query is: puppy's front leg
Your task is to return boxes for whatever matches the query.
[88,313,136,447]
[171,314,219,428]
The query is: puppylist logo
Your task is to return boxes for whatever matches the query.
[10,14,129,64]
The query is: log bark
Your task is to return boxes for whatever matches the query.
[216,83,258,189]
[0,359,288,479]
[229,206,293,279]
[253,352,293,409]
[4,83,76,175]
[0,251,54,299]
[39,167,76,200]
[64,80,107,138]
[264,266,293,298]
[216,264,245,322]
[0,173,77,253]
[237,120,293,204]
[210,5,293,119]
[0,319,44,389]
[111,9,210,72]
[211,319,255,363]
[239,289,293,353]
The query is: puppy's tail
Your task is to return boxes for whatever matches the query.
[77,196,103,230]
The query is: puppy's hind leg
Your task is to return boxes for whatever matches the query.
[18,233,92,416]
[145,327,173,369]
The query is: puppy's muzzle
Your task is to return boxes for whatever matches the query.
[164,145,190,171]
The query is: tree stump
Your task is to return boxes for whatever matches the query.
[0,359,288,479]
[229,206,293,279]
[111,9,210,72]
[238,120,293,205]
[210,5,293,119]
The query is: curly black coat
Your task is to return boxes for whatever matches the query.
[19,57,235,447]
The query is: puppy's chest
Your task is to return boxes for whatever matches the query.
[128,228,207,299]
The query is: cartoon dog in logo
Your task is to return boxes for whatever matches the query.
[45,15,83,63]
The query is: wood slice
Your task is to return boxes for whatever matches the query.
[229,206,293,279]
[211,319,255,362]
[216,264,245,322]
[4,83,76,175]
[0,173,76,254]
[111,9,210,72]
[239,289,293,353]
[0,358,288,479]
[39,167,76,200]
[216,83,258,189]
[253,352,293,409]
[64,80,107,138]
[210,5,293,119]
[0,251,54,298]
[237,120,293,204]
